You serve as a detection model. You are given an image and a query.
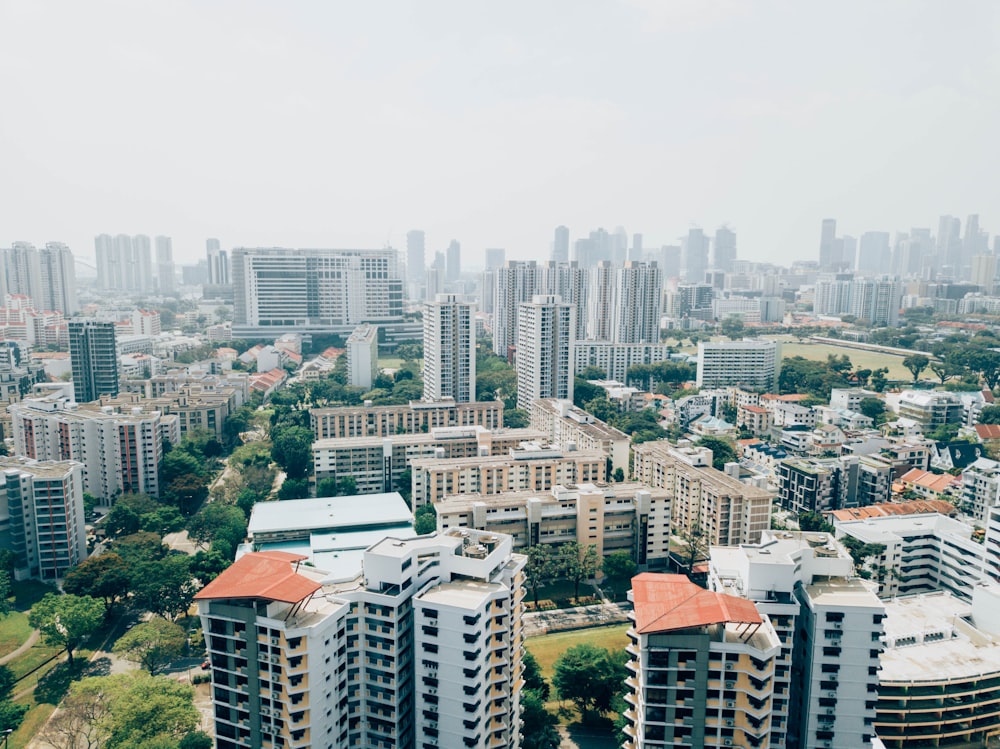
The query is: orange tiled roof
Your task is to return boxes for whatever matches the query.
[828,498,956,522]
[631,573,761,634]
[194,551,320,603]
[976,424,1000,440]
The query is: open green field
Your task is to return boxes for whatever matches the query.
[0,612,31,657]
[378,357,422,371]
[776,340,914,381]
[525,623,630,681]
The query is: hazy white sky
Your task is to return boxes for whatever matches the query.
[2,1,998,268]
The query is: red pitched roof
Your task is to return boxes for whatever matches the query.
[976,424,1000,440]
[631,573,761,634]
[194,551,320,604]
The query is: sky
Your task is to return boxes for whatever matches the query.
[1,0,998,269]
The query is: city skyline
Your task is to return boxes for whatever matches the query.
[1,2,998,267]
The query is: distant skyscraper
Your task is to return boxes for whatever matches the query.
[819,218,838,269]
[493,260,539,356]
[38,242,78,314]
[660,245,681,279]
[484,248,506,269]
[423,293,475,403]
[681,228,709,283]
[155,235,175,293]
[841,234,857,271]
[937,215,962,276]
[574,228,613,266]
[406,229,426,298]
[132,234,154,292]
[94,234,115,290]
[858,231,891,275]
[630,233,644,262]
[712,226,737,272]
[206,238,230,285]
[69,320,119,403]
[613,226,629,266]
[445,239,461,282]
[552,225,570,263]
[1,242,42,303]
[613,261,662,344]
[516,294,574,410]
[972,254,997,295]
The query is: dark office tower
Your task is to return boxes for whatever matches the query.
[660,245,681,279]
[445,240,461,282]
[712,226,737,272]
[406,230,426,298]
[69,320,119,403]
[819,218,838,269]
[681,228,709,283]
[552,225,570,263]
[155,236,175,293]
[630,233,643,262]
[858,232,891,275]
[484,248,506,269]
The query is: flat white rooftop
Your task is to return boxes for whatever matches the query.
[417,579,503,609]
[248,493,413,536]
[881,591,1000,683]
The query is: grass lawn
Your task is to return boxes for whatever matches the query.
[777,341,913,381]
[0,611,32,657]
[378,357,422,371]
[8,642,68,691]
[7,702,55,749]
[525,623,631,681]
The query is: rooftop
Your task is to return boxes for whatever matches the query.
[194,551,320,604]
[631,572,761,634]
[828,498,956,522]
[417,579,503,609]
[248,493,412,536]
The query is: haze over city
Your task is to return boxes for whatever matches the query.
[2,0,999,265]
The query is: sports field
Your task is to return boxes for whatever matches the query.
[775,340,914,381]
[525,623,631,680]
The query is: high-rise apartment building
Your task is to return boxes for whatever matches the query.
[2,456,87,581]
[696,339,780,391]
[552,225,570,263]
[69,320,119,402]
[614,261,662,344]
[710,530,885,749]
[1,242,43,304]
[586,261,616,342]
[515,294,575,410]
[850,276,902,327]
[38,242,78,314]
[132,234,154,292]
[195,528,526,749]
[712,226,737,272]
[311,400,503,440]
[155,235,175,293]
[423,293,475,403]
[492,260,539,357]
[631,443,773,545]
[345,324,378,390]
[231,248,403,337]
[813,274,855,316]
[778,456,893,514]
[10,395,177,501]
[622,573,782,749]
[538,261,587,341]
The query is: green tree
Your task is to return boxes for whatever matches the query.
[503,408,530,428]
[696,436,737,470]
[160,450,203,485]
[29,593,104,666]
[0,699,28,734]
[677,525,707,574]
[577,366,607,380]
[163,473,210,516]
[719,316,745,340]
[584,396,619,424]
[797,511,834,533]
[270,426,313,479]
[612,467,625,482]
[556,542,601,600]
[602,550,637,599]
[62,553,131,615]
[131,556,198,621]
[277,477,309,500]
[414,504,437,535]
[187,503,247,555]
[857,397,886,422]
[525,544,556,608]
[903,354,930,382]
[870,366,889,392]
[978,405,1000,425]
[113,617,187,675]
[0,571,11,618]
[522,650,549,700]
[552,644,628,724]
[930,360,964,385]
[179,733,214,749]
[520,690,560,749]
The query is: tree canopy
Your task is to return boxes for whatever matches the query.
[552,644,628,723]
[113,617,187,675]
[29,593,104,666]
[62,553,131,615]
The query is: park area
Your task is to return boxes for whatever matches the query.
[772,338,915,381]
